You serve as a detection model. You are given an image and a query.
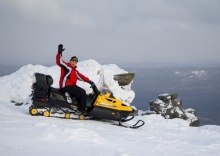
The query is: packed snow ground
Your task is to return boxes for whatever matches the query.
[0,60,220,156]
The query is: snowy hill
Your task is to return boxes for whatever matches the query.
[0,60,134,105]
[0,60,220,156]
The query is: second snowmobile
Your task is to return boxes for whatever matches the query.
[29,72,145,128]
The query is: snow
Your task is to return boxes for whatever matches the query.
[174,70,208,79]
[0,60,220,156]
[0,60,134,105]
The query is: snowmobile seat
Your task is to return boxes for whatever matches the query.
[46,75,53,86]
[34,73,50,98]
[49,86,78,104]
[45,74,77,103]
[44,75,65,101]
[49,87,66,102]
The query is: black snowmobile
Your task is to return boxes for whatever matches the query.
[29,72,145,129]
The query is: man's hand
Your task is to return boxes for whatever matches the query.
[88,80,95,87]
[58,44,65,54]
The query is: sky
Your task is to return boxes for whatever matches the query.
[0,0,220,67]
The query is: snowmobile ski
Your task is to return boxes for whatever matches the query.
[121,115,134,122]
[119,120,145,129]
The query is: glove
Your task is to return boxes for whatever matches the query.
[58,44,65,54]
[88,80,95,87]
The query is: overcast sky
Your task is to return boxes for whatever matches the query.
[0,0,220,67]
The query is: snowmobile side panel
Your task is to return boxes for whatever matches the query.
[94,94,133,112]
[32,98,51,108]
[87,106,131,121]
[48,99,75,108]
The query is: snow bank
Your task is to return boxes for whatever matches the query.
[0,100,220,156]
[0,60,135,105]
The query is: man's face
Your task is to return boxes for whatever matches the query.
[70,61,77,67]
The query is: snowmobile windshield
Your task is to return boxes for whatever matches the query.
[99,87,112,95]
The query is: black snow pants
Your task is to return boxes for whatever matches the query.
[62,85,87,111]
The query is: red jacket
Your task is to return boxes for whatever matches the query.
[56,53,89,88]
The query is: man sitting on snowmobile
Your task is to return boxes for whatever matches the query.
[56,44,95,113]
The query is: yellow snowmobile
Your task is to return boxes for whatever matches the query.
[29,73,145,129]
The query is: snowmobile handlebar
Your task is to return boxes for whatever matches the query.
[91,84,100,95]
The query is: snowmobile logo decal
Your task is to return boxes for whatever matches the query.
[99,102,116,107]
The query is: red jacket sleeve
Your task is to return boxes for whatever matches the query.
[56,53,62,67]
[75,70,90,82]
